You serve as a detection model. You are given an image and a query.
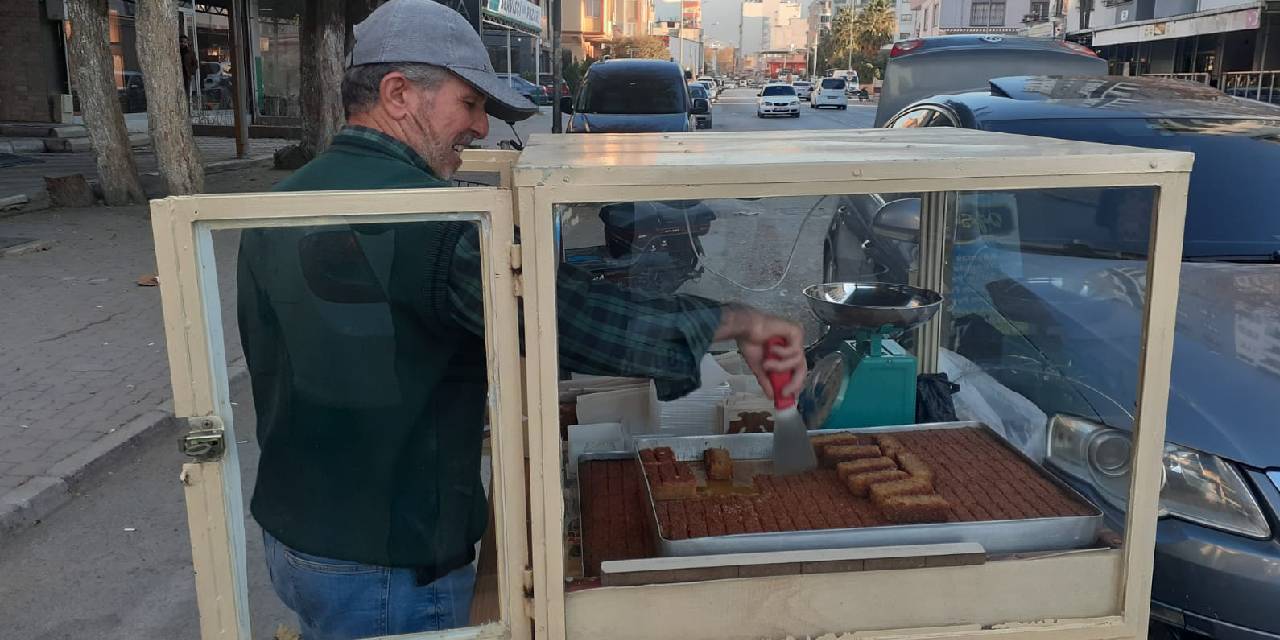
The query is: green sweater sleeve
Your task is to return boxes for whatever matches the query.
[445,226,722,400]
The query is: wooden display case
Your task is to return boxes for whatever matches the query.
[151,129,1191,640]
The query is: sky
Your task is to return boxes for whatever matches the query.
[654,0,817,48]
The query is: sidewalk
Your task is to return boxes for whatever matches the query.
[0,136,294,209]
[0,165,288,533]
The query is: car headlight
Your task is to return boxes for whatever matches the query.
[1047,415,1270,539]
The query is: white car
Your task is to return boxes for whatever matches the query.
[696,77,719,101]
[756,83,800,118]
[811,77,849,109]
[791,80,814,101]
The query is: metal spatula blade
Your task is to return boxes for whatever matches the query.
[766,337,818,475]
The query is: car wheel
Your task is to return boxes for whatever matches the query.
[792,112,800,118]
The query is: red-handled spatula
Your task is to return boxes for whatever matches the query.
[766,337,818,475]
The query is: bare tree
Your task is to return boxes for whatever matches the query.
[65,0,145,205]
[135,0,204,195]
[299,0,346,156]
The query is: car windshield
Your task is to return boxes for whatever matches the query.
[762,85,796,96]
[984,117,1280,259]
[577,67,686,114]
[821,78,846,90]
[688,84,709,99]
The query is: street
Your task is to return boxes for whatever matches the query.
[0,101,876,638]
[700,87,876,131]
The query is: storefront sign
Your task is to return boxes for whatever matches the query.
[682,0,702,29]
[484,0,542,33]
[1092,6,1261,46]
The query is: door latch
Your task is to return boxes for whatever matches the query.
[180,416,226,461]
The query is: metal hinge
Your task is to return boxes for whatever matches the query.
[510,244,523,271]
[523,568,536,619]
[510,244,524,297]
[180,415,226,461]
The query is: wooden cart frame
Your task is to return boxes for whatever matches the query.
[151,130,1192,640]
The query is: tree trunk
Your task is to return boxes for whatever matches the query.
[65,0,145,206]
[135,0,204,195]
[299,0,345,156]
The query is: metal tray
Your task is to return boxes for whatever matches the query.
[633,421,1103,557]
[572,450,637,579]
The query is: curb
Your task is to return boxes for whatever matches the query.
[0,238,55,258]
[205,155,275,175]
[0,364,249,536]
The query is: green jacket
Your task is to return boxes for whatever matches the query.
[238,127,486,574]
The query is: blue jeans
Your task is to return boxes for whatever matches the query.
[263,531,476,640]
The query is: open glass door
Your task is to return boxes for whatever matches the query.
[150,183,528,640]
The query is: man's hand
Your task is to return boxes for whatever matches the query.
[715,304,807,400]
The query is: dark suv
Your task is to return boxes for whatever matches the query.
[561,59,709,133]
[826,76,1280,640]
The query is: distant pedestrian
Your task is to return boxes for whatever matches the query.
[179,34,198,106]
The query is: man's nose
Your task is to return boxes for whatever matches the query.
[472,110,490,139]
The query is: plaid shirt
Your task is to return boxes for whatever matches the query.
[341,126,724,399]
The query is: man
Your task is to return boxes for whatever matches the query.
[178,35,198,104]
[237,1,807,638]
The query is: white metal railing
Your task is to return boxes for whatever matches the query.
[1221,70,1280,103]
[1143,72,1211,84]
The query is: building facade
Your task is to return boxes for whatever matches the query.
[808,0,834,49]
[907,0,1036,36]
[741,0,808,56]
[560,0,656,60]
[1068,0,1280,83]
[0,2,68,123]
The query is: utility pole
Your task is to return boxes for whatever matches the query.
[551,0,563,132]
[229,0,249,158]
[847,11,853,71]
[738,1,745,75]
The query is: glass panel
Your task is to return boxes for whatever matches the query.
[192,3,236,126]
[254,0,303,118]
[213,218,503,638]
[554,190,1141,591]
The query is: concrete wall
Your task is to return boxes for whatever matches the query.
[0,2,66,123]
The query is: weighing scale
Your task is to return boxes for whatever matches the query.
[798,282,943,429]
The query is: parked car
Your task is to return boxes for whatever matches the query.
[539,75,570,100]
[792,80,814,101]
[812,76,849,109]
[496,73,548,106]
[696,76,719,101]
[687,83,714,129]
[200,61,230,93]
[561,59,708,133]
[875,34,1106,126]
[756,83,800,118]
[118,71,147,114]
[825,75,1280,640]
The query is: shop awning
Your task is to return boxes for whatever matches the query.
[1086,2,1261,47]
[482,0,544,36]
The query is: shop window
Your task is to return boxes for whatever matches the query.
[255,0,303,118]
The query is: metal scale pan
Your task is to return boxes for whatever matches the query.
[800,282,943,430]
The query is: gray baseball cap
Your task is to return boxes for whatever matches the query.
[349,0,539,122]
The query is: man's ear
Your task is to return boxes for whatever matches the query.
[378,71,416,120]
